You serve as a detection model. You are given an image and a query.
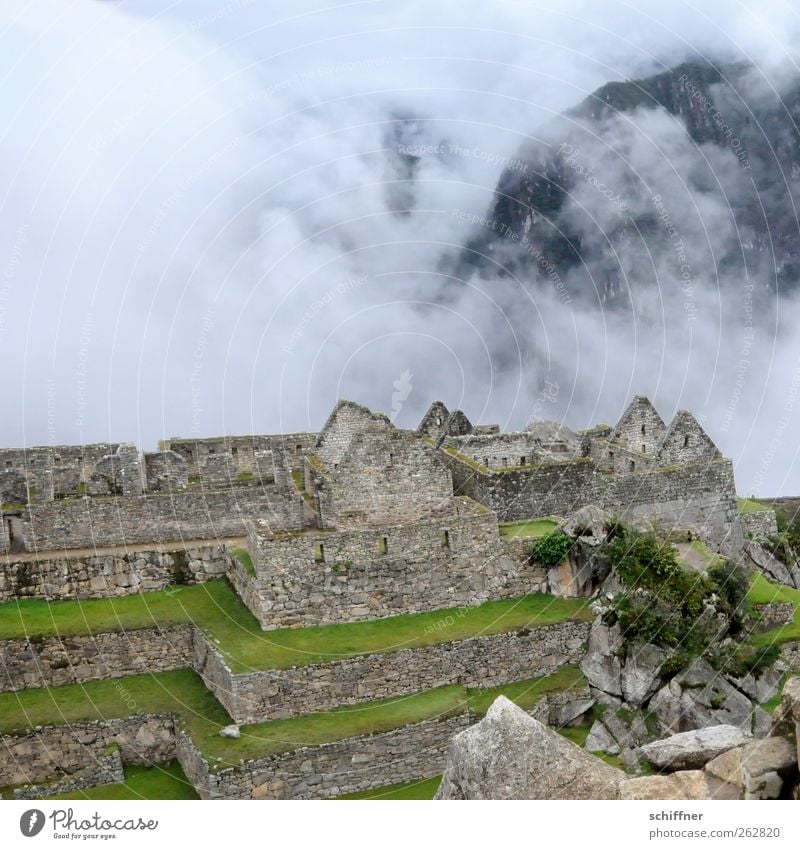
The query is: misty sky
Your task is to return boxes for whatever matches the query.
[2,0,800,494]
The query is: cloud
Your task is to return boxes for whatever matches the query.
[2,0,800,492]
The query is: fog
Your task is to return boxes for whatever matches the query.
[1,0,800,493]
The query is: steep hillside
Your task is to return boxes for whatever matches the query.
[464,61,800,309]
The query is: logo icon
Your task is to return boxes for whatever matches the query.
[20,810,45,837]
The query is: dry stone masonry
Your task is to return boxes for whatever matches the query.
[0,392,772,799]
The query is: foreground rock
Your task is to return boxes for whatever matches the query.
[435,696,625,799]
[640,725,752,771]
[621,771,709,800]
[580,620,624,697]
[704,737,798,799]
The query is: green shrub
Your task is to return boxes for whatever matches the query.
[530,531,574,568]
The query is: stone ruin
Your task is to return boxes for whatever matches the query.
[1,392,795,800]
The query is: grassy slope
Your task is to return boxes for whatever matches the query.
[0,582,590,673]
[738,497,772,515]
[748,572,800,646]
[498,519,559,539]
[43,762,200,801]
[0,667,587,771]
[336,776,443,800]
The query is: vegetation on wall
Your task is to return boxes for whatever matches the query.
[529,530,574,568]
[604,529,752,675]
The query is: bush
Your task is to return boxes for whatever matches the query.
[608,531,724,656]
[530,531,574,568]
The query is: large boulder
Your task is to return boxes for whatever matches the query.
[744,540,798,589]
[435,696,625,800]
[621,644,667,707]
[649,659,754,733]
[641,725,752,771]
[580,620,623,697]
[771,675,800,746]
[621,771,709,800]
[704,737,798,800]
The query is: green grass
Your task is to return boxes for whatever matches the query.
[336,776,442,800]
[42,762,199,801]
[205,686,466,769]
[738,497,772,515]
[466,665,585,715]
[748,572,800,647]
[0,664,594,775]
[231,547,255,577]
[0,582,590,674]
[498,518,559,540]
[689,539,725,568]
[0,668,466,772]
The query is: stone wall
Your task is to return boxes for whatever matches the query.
[751,603,795,634]
[741,510,779,540]
[315,425,454,530]
[20,487,303,552]
[779,640,800,672]
[144,451,188,493]
[240,503,544,629]
[177,715,468,800]
[0,716,176,787]
[0,543,232,602]
[443,433,545,470]
[194,619,590,723]
[613,396,667,456]
[0,443,123,502]
[0,626,195,692]
[12,747,124,799]
[447,453,740,550]
[657,410,722,465]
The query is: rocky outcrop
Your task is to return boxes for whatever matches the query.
[621,771,710,800]
[580,620,623,697]
[621,644,667,707]
[744,541,800,589]
[435,696,625,799]
[705,737,798,799]
[649,659,755,734]
[640,725,752,771]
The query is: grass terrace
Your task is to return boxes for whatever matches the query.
[43,762,200,801]
[0,581,591,673]
[0,667,587,774]
[498,518,559,540]
[336,776,442,800]
[738,497,772,514]
[748,572,800,647]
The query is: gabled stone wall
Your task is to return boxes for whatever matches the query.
[315,426,453,529]
[19,487,303,552]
